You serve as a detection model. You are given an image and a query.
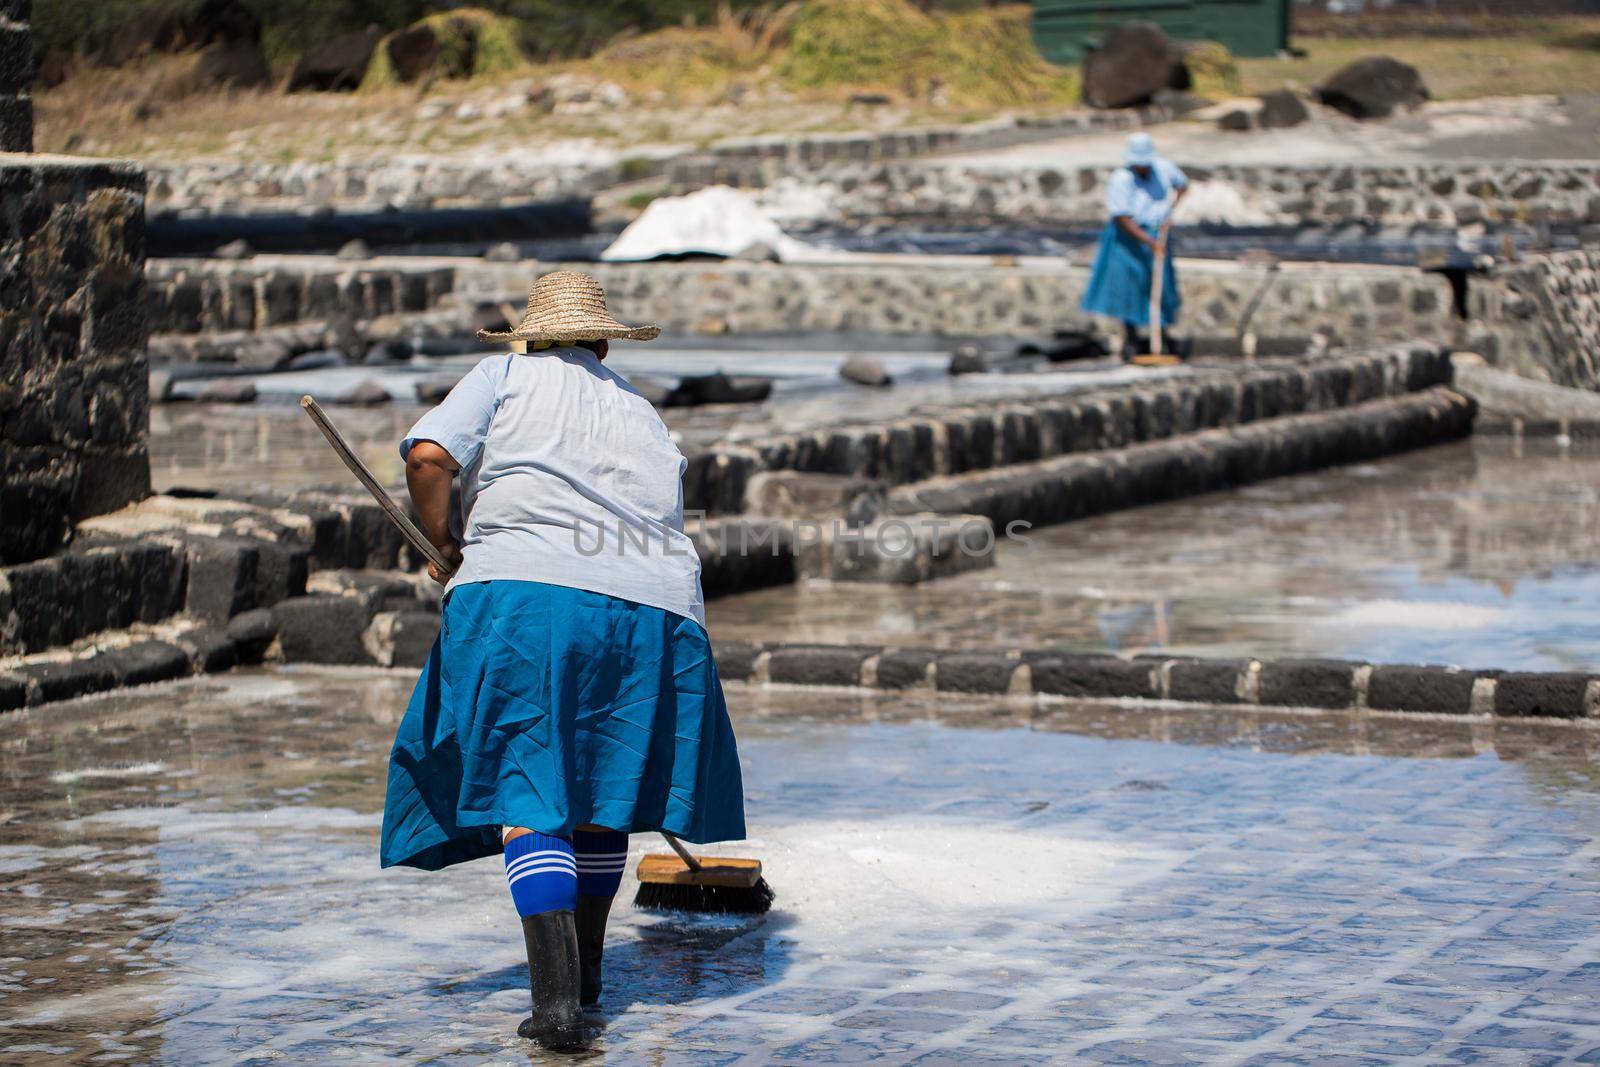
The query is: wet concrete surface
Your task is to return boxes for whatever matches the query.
[710,438,1600,672]
[1,668,1597,1064]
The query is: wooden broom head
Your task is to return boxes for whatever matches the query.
[636,854,764,889]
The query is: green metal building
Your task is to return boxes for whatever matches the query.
[1031,0,1291,62]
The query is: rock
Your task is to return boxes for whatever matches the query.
[744,472,886,524]
[195,378,258,404]
[191,40,271,90]
[841,355,892,388]
[334,379,391,406]
[415,374,462,403]
[1035,330,1110,363]
[664,373,773,407]
[288,27,384,92]
[601,185,814,263]
[387,24,443,83]
[287,349,347,371]
[734,241,781,263]
[225,607,279,663]
[364,340,414,364]
[1258,88,1310,129]
[483,241,521,261]
[1082,22,1190,110]
[271,595,377,665]
[1315,56,1429,120]
[1218,108,1254,132]
[948,344,989,375]
[214,238,254,260]
[337,238,372,260]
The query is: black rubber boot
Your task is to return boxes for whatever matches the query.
[516,910,588,1051]
[575,894,614,1009]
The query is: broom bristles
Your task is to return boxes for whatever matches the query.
[633,877,775,915]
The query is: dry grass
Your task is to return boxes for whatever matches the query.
[1239,16,1600,100]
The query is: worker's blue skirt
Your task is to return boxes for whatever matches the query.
[1079,221,1180,328]
[380,580,746,871]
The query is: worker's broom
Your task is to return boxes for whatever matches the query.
[1129,219,1181,368]
[299,396,776,917]
[633,831,775,915]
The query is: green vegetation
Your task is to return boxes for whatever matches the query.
[358,8,523,90]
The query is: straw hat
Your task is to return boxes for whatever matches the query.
[477,270,661,344]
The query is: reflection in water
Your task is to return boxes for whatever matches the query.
[712,438,1600,671]
[0,671,1595,1063]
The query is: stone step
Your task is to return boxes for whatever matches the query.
[686,344,1454,515]
[884,386,1475,531]
[714,641,1600,720]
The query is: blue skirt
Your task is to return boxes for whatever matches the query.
[1079,220,1181,328]
[380,580,747,871]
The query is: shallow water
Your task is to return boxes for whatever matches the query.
[1,669,1596,1064]
[710,438,1600,672]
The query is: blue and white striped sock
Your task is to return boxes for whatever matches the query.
[573,829,629,897]
[503,831,577,917]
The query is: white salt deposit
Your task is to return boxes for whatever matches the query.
[49,762,168,784]
[1173,180,1282,227]
[602,186,818,263]
[1331,599,1511,630]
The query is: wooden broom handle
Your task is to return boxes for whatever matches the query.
[1150,217,1171,358]
[300,395,456,576]
[661,831,704,872]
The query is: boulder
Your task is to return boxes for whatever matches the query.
[664,373,772,407]
[1082,22,1190,110]
[1315,56,1429,120]
[288,27,384,92]
[334,379,392,406]
[948,344,989,375]
[364,340,414,364]
[415,375,461,403]
[841,355,892,388]
[195,378,258,404]
[1217,108,1254,132]
[387,25,442,83]
[190,40,272,90]
[1258,88,1310,129]
[1020,330,1110,363]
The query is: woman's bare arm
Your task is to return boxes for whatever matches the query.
[406,440,464,583]
[1115,214,1159,250]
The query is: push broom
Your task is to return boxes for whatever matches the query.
[1129,217,1181,369]
[300,395,774,916]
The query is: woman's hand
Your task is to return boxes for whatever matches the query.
[427,540,463,586]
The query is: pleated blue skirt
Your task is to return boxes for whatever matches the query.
[1079,220,1181,328]
[380,580,747,871]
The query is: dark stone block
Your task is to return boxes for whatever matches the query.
[1028,654,1156,700]
[271,594,377,665]
[388,610,440,668]
[874,648,938,689]
[1494,672,1593,719]
[173,626,238,674]
[183,536,257,622]
[0,93,31,153]
[246,537,309,607]
[935,652,1017,694]
[767,644,876,687]
[102,641,190,688]
[712,641,763,682]
[1258,658,1360,708]
[17,656,118,705]
[0,24,34,97]
[1168,659,1248,705]
[1367,665,1476,715]
[0,671,26,711]
[224,607,278,663]
[4,556,64,653]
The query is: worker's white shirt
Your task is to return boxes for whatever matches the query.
[401,348,705,626]
[1105,158,1189,230]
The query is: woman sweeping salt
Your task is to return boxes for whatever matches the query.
[379,271,747,1051]
[1080,132,1189,357]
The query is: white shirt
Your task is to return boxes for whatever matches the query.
[401,348,705,626]
[1105,158,1189,231]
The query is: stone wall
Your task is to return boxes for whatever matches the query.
[2,155,151,564]
[719,161,1600,230]
[146,258,457,336]
[0,0,29,153]
[1465,250,1600,392]
[146,154,619,220]
[464,258,1455,344]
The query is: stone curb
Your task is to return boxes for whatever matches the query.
[715,642,1600,720]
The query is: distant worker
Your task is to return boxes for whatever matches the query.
[1080,132,1188,357]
